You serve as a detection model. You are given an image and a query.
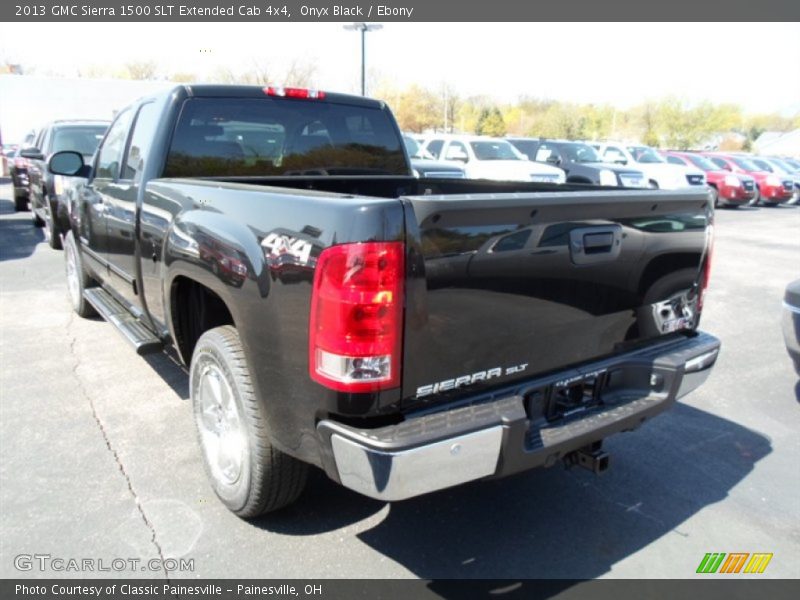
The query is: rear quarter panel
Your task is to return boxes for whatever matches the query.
[141,179,405,463]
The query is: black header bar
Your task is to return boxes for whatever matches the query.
[3,0,800,22]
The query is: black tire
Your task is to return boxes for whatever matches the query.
[648,180,659,190]
[14,194,28,212]
[63,231,97,318]
[45,207,63,250]
[639,268,699,338]
[32,209,45,227]
[709,186,719,208]
[190,325,308,518]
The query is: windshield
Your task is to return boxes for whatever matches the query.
[731,157,762,171]
[561,143,603,163]
[686,154,720,172]
[783,158,800,170]
[508,139,539,158]
[403,136,434,160]
[165,98,407,177]
[750,158,776,173]
[469,140,520,161]
[52,125,107,158]
[627,145,665,164]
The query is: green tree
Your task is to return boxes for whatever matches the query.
[376,84,440,132]
[475,107,506,137]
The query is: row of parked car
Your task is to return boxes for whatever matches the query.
[5,119,110,248]
[404,133,800,208]
[5,119,799,254]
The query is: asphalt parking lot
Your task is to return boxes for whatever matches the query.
[0,180,798,581]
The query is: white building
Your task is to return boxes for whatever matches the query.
[754,129,800,158]
[0,75,174,145]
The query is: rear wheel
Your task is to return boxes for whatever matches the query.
[32,209,45,227]
[190,325,308,518]
[639,268,699,339]
[13,193,28,212]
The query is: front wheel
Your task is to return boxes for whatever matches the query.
[190,326,308,518]
[45,205,63,250]
[709,186,719,208]
[63,231,97,317]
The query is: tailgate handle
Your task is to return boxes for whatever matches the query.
[583,232,614,253]
[570,225,622,265]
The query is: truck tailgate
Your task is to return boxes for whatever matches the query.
[400,189,711,406]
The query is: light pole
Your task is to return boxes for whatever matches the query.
[343,22,383,96]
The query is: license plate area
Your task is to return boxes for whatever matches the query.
[546,376,602,421]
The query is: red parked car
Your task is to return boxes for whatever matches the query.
[664,151,756,208]
[702,152,793,206]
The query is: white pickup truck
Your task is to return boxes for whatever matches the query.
[594,142,706,190]
[422,134,566,183]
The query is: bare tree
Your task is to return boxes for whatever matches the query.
[283,59,316,87]
[125,60,159,80]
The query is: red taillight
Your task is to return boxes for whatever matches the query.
[264,86,326,100]
[309,242,404,392]
[698,224,714,311]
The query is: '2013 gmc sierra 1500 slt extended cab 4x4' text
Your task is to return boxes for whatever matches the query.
[49,85,720,518]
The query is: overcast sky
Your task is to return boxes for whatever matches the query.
[1,22,798,114]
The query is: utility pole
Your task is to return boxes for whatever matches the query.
[343,22,383,96]
[443,85,448,133]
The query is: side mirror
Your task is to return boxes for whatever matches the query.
[546,155,561,166]
[49,151,88,177]
[20,147,44,160]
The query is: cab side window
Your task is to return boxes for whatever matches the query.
[444,141,468,161]
[667,156,685,166]
[535,144,555,162]
[96,110,134,180]
[603,146,626,164]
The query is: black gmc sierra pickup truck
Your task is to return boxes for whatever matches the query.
[50,85,720,518]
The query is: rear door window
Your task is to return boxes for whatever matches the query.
[96,110,134,180]
[122,102,159,183]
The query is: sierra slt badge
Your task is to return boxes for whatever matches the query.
[416,363,529,398]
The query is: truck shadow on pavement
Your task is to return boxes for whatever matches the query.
[258,402,770,586]
[142,349,190,400]
[0,200,44,262]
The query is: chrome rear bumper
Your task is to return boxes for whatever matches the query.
[318,332,720,502]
